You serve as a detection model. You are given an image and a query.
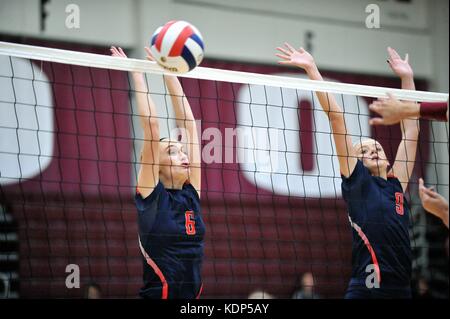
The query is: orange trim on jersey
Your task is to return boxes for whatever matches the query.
[349,218,381,285]
[196,284,203,299]
[138,237,168,299]
[387,173,397,179]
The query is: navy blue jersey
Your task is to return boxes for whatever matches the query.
[135,181,205,299]
[341,160,412,297]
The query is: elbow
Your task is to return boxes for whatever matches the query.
[141,117,159,130]
[328,112,344,123]
[149,118,160,140]
[328,113,346,132]
[149,117,159,130]
[142,117,160,141]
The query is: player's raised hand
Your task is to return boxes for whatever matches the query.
[387,47,413,80]
[110,46,128,58]
[276,42,315,71]
[110,46,146,80]
[369,93,420,126]
[419,178,449,228]
[144,46,155,62]
[146,46,177,81]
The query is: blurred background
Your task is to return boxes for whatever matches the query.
[0,0,448,299]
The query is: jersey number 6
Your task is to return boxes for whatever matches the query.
[185,211,196,235]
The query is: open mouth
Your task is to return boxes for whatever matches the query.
[370,157,387,164]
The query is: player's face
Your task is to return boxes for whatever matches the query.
[354,139,389,175]
[159,140,190,184]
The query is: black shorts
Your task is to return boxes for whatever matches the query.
[345,279,411,299]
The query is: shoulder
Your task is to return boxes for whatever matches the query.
[183,182,200,197]
[341,160,370,188]
[387,174,404,192]
[135,181,166,210]
[342,160,367,179]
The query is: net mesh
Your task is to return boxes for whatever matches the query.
[0,40,448,299]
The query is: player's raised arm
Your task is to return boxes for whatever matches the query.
[385,47,419,192]
[276,42,357,178]
[111,46,160,198]
[145,47,201,193]
[369,95,448,125]
[419,178,449,228]
[369,94,420,126]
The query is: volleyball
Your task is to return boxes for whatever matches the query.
[150,20,204,74]
[1,0,449,304]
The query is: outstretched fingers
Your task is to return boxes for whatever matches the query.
[110,46,127,58]
[275,53,290,60]
[419,178,438,198]
[369,101,382,113]
[284,42,296,53]
[110,46,118,55]
[369,117,386,126]
[387,46,401,60]
[276,46,291,56]
[421,186,438,198]
[118,47,127,57]
[144,46,155,61]
[368,100,387,125]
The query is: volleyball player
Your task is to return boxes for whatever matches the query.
[369,92,449,228]
[110,46,205,299]
[276,44,419,298]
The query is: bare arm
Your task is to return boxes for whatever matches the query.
[369,94,420,126]
[419,178,449,228]
[276,43,357,178]
[386,47,419,192]
[111,47,160,198]
[369,95,448,126]
[145,47,201,193]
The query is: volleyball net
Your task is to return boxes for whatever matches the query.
[0,41,448,299]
